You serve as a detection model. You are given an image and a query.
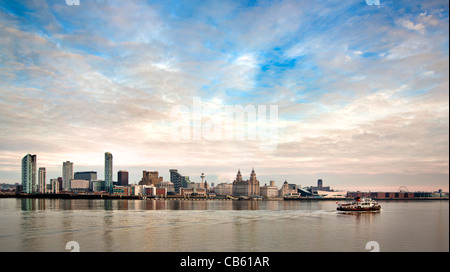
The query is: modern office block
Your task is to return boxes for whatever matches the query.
[118,170,129,186]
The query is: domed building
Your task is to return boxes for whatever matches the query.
[279,180,297,197]
[232,168,260,197]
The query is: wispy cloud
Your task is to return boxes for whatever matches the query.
[0,0,448,191]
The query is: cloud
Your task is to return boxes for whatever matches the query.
[0,0,448,190]
[396,18,426,34]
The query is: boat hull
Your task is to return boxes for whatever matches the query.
[337,206,381,212]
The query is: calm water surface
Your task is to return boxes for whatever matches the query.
[0,198,448,252]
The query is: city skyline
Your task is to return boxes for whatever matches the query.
[0,0,448,192]
[11,151,448,192]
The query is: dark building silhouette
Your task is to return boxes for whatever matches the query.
[74,171,97,182]
[118,170,129,186]
[139,171,163,186]
[309,179,331,192]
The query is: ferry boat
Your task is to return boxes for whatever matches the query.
[336,197,381,212]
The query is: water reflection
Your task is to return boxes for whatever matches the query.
[338,210,381,217]
[18,199,307,211]
[16,199,391,217]
[2,198,448,252]
[337,210,381,226]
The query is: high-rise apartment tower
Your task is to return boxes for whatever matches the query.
[62,161,73,190]
[105,152,113,193]
[38,167,46,194]
[21,154,36,193]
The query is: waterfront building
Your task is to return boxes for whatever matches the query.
[58,177,63,192]
[187,182,208,190]
[38,167,46,194]
[309,179,331,192]
[50,178,60,194]
[92,180,105,192]
[45,183,52,193]
[304,179,340,197]
[132,184,156,196]
[348,191,415,199]
[317,179,323,188]
[0,183,17,191]
[21,154,37,194]
[132,184,162,197]
[131,184,141,196]
[62,161,73,191]
[155,188,167,197]
[214,183,233,196]
[232,168,260,197]
[70,179,90,192]
[180,187,207,197]
[347,191,448,200]
[279,180,297,197]
[183,176,190,187]
[15,184,23,193]
[112,185,134,196]
[74,171,97,191]
[260,181,278,198]
[316,190,347,198]
[157,181,175,194]
[170,169,190,193]
[118,170,129,186]
[139,170,163,186]
[74,171,97,182]
[105,152,113,193]
[298,188,314,197]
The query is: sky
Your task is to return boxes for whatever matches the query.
[0,0,448,192]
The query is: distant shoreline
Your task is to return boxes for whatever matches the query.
[0,193,447,201]
[0,193,140,200]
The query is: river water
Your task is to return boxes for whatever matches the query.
[0,198,447,252]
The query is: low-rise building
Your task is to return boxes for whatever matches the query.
[70,179,90,192]
[260,181,278,198]
[316,190,347,198]
[214,183,233,196]
[187,182,206,190]
[348,191,414,199]
[157,181,175,194]
[132,184,156,196]
[180,187,207,197]
[91,180,105,192]
[279,180,297,197]
[112,186,134,196]
[155,188,167,197]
